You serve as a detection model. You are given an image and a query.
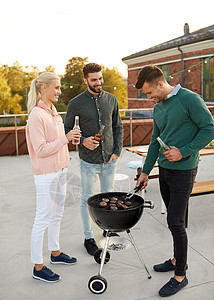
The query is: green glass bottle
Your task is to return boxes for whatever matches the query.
[157,137,170,151]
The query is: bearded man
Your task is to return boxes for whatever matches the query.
[65,63,123,256]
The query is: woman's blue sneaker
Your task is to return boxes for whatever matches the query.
[33,266,60,283]
[50,252,77,265]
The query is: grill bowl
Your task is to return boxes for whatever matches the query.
[87,192,145,232]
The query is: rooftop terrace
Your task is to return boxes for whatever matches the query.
[0,148,214,299]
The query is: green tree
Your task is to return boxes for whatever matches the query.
[102,66,128,118]
[2,61,37,112]
[2,62,60,113]
[8,93,23,114]
[54,101,67,113]
[61,57,88,105]
[0,72,22,114]
[44,65,55,73]
[61,58,128,114]
[0,75,11,114]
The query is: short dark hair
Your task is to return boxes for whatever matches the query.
[135,65,165,89]
[83,63,102,78]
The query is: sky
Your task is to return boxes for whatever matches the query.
[1,0,214,78]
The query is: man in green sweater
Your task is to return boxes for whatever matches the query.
[135,65,214,297]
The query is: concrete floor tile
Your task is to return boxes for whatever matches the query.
[0,148,213,299]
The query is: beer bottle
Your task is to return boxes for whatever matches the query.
[72,116,80,145]
[94,125,105,141]
[157,136,170,151]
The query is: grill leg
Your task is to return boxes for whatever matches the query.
[126,229,152,279]
[98,230,111,276]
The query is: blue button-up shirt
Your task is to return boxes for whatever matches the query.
[167,84,181,99]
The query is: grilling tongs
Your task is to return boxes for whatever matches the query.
[122,181,146,200]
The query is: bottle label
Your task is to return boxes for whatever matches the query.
[94,134,102,141]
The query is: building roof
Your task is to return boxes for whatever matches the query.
[122,24,214,61]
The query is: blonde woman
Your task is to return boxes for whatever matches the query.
[26,72,81,283]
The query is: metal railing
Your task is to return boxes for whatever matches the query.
[119,108,153,146]
[1,105,214,155]
[0,108,154,155]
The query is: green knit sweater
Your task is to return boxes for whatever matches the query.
[142,87,214,174]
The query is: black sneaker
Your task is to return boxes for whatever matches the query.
[103,230,119,237]
[50,252,77,265]
[153,259,176,272]
[159,277,188,297]
[32,266,60,283]
[84,238,99,256]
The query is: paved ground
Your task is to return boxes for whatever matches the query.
[0,148,214,300]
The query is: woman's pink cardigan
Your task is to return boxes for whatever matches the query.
[26,106,71,175]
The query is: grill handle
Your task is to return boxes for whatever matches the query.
[143,201,154,209]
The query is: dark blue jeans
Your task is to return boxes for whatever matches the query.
[159,166,198,276]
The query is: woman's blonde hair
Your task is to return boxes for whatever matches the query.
[27,72,60,114]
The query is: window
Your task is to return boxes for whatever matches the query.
[136,68,147,98]
[138,89,147,98]
[159,64,171,84]
[203,57,214,102]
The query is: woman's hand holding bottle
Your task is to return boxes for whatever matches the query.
[66,129,81,143]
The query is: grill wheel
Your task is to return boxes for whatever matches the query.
[88,275,107,294]
[94,249,110,264]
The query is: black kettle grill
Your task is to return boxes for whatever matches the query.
[87,187,154,294]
